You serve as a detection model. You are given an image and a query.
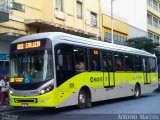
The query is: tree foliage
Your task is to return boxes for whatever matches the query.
[125,37,160,64]
[125,37,158,53]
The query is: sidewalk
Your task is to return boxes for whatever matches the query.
[0,105,17,112]
[0,99,19,112]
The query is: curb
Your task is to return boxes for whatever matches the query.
[0,107,27,113]
[0,107,19,113]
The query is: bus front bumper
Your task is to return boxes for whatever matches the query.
[9,91,57,107]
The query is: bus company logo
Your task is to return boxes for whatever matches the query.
[132,75,142,80]
[90,77,103,83]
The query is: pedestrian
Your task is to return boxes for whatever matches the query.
[4,74,9,103]
[0,75,9,109]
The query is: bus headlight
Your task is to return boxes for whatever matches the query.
[9,89,14,95]
[39,84,54,95]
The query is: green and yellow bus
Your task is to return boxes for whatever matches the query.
[9,32,158,108]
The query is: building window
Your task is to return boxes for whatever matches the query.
[113,35,118,44]
[147,0,153,7]
[12,2,25,12]
[148,32,153,39]
[104,32,111,43]
[153,17,158,28]
[147,14,152,25]
[154,35,159,43]
[91,12,97,27]
[77,1,82,19]
[56,0,63,11]
[153,0,158,11]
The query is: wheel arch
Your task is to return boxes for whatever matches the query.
[78,85,92,101]
[135,82,141,90]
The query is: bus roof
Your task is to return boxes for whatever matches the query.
[12,32,156,57]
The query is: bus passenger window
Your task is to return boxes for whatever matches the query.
[55,44,75,87]
[149,57,157,72]
[89,49,101,71]
[114,53,124,71]
[108,53,113,72]
[74,47,87,72]
[134,56,142,72]
[75,61,85,70]
[102,53,113,72]
[102,54,108,71]
[125,54,134,71]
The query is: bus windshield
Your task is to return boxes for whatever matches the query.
[10,40,53,84]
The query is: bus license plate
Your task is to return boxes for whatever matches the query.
[21,103,28,107]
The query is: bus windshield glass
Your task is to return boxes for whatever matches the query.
[10,39,53,84]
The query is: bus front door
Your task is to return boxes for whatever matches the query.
[102,53,115,88]
[142,58,151,84]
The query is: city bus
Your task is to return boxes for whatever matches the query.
[9,32,158,108]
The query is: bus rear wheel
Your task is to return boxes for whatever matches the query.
[134,84,141,98]
[78,89,91,109]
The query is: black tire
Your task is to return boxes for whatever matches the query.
[78,89,87,109]
[78,89,92,109]
[134,84,141,99]
[86,92,92,108]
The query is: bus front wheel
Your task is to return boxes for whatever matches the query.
[78,89,91,109]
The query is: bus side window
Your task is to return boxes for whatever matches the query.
[134,56,142,72]
[89,49,101,71]
[114,53,125,71]
[146,58,151,73]
[146,57,157,73]
[55,44,75,87]
[102,53,108,71]
[56,47,74,71]
[74,47,87,72]
[108,53,113,72]
[149,57,157,72]
[125,54,134,71]
[102,52,113,72]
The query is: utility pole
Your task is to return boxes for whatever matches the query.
[111,0,115,44]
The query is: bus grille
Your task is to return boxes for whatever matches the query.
[14,98,37,103]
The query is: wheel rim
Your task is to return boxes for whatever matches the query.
[135,87,139,97]
[79,93,86,104]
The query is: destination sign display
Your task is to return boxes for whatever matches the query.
[10,77,24,83]
[17,41,41,50]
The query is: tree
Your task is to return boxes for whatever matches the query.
[125,37,160,64]
[125,37,158,53]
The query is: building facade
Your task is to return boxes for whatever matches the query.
[0,0,101,74]
[101,13,128,45]
[0,0,101,48]
[147,0,160,43]
[101,0,148,43]
[1,0,155,75]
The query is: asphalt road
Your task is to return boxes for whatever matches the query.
[1,93,160,120]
